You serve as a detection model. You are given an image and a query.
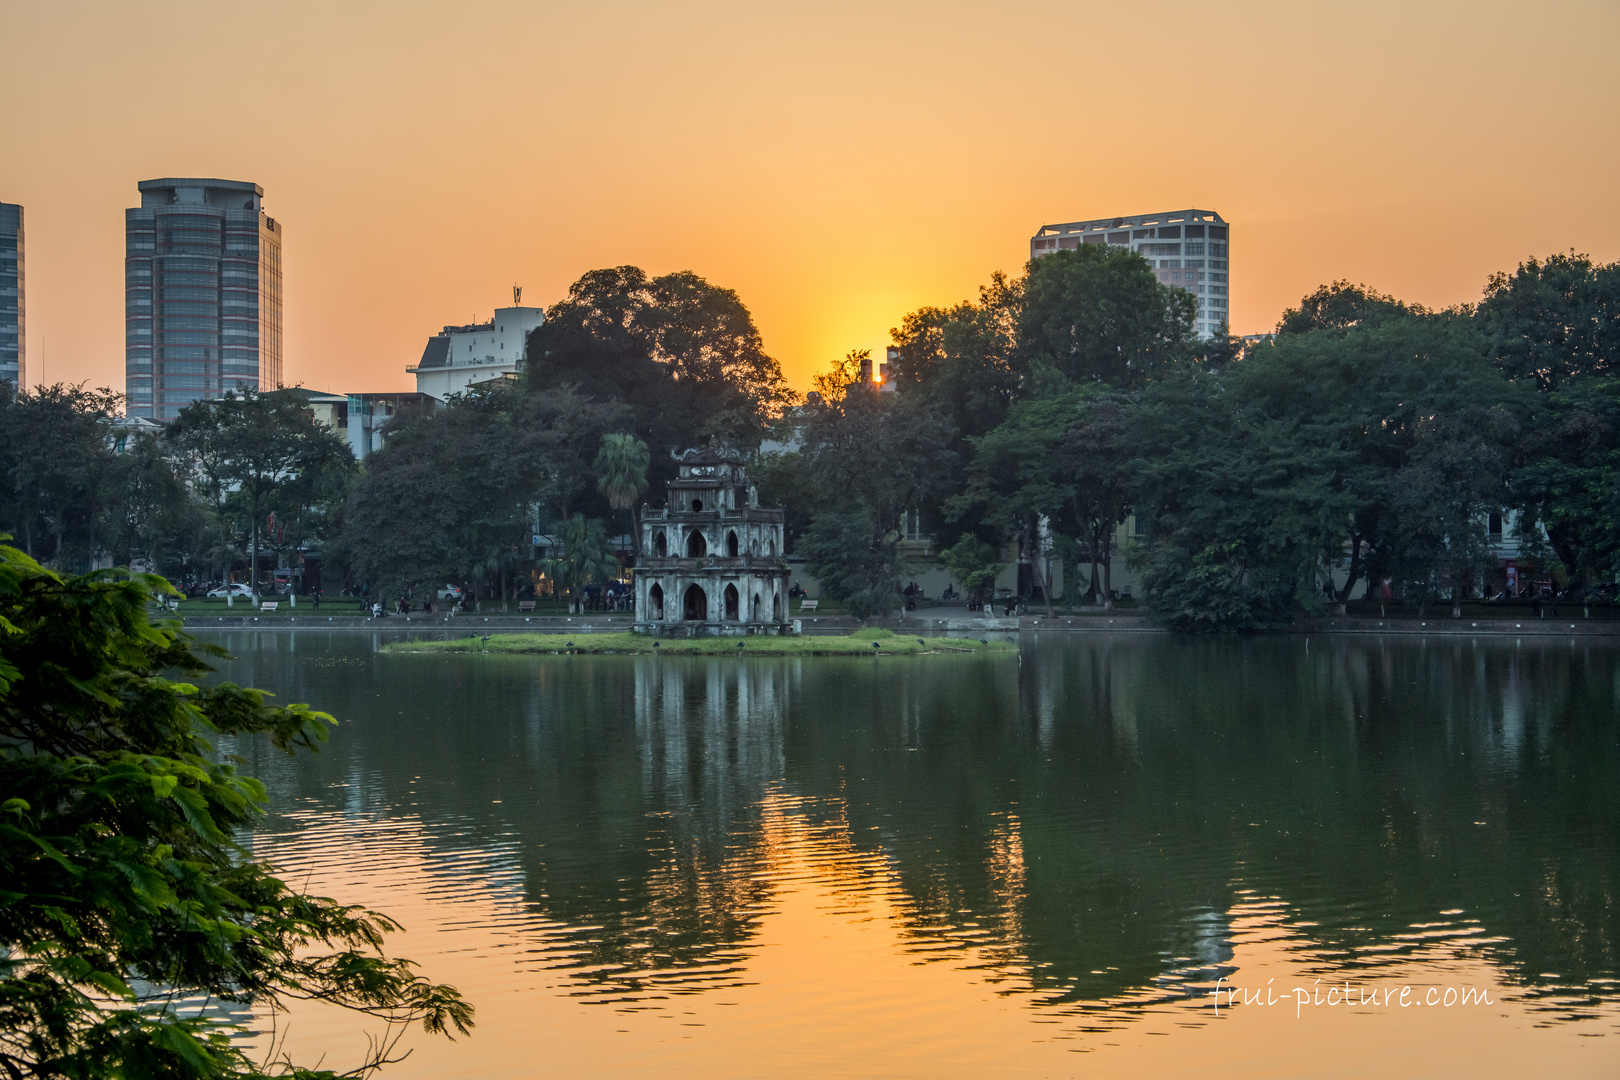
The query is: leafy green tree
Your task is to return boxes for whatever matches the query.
[525,267,793,475]
[0,543,470,1077]
[796,355,954,619]
[1276,280,1420,336]
[936,535,1002,608]
[1128,309,1520,627]
[956,383,1136,612]
[746,450,814,555]
[1510,374,1620,587]
[1245,314,1519,607]
[888,273,1023,442]
[542,514,622,612]
[0,383,119,569]
[98,429,209,585]
[593,434,650,555]
[165,390,354,596]
[340,383,626,602]
[1017,244,1195,387]
[1126,364,1351,631]
[1477,252,1620,390]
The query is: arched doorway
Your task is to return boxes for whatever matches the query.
[648,582,664,620]
[772,593,782,620]
[724,584,739,620]
[726,530,739,557]
[683,584,707,621]
[654,531,667,558]
[686,530,707,557]
[752,592,761,620]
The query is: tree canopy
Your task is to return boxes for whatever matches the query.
[524,266,793,472]
[0,543,470,1077]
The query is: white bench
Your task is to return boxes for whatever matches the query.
[259,602,279,612]
[798,599,818,612]
[518,601,536,613]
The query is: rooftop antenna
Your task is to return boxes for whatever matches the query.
[513,283,522,305]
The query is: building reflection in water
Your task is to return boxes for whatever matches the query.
[217,633,1620,1032]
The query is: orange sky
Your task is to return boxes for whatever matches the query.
[2,0,1617,398]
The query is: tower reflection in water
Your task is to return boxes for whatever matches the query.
[221,634,1619,1028]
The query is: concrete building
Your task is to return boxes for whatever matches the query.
[301,389,437,461]
[1031,209,1230,337]
[0,203,22,388]
[407,294,544,400]
[125,178,283,420]
[635,448,791,636]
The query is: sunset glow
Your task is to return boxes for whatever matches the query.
[3,0,1617,396]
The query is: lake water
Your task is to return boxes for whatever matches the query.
[206,630,1620,1078]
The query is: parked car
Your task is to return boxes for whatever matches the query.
[207,583,254,598]
[436,584,463,600]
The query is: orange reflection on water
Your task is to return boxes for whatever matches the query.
[247,790,1618,1079]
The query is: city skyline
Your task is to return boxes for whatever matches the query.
[2,1,1616,398]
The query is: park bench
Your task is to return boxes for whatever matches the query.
[518,601,536,613]
[259,602,278,612]
[798,599,818,612]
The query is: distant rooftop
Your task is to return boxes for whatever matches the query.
[137,177,263,195]
[136,178,263,211]
[1034,209,1225,238]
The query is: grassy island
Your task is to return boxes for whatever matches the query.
[382,628,1017,657]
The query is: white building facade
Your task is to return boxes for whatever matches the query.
[407,301,545,400]
[1031,209,1230,338]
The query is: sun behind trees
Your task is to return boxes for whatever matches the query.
[765,248,1620,630]
[0,543,471,1078]
[2,254,1614,630]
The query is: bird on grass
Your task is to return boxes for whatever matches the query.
[653,641,661,649]
[872,641,881,651]
[979,638,988,645]
[565,641,574,648]
[916,638,925,646]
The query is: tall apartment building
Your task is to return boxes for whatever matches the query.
[125,178,283,420]
[407,295,545,401]
[0,202,22,389]
[1031,209,1230,336]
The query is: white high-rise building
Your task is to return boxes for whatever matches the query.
[407,292,544,401]
[1030,209,1230,337]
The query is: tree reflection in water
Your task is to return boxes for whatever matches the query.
[216,632,1619,1021]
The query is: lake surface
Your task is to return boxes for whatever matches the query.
[206,630,1620,1078]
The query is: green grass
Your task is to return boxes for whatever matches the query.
[381,627,1018,657]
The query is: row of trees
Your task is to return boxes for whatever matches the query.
[0,266,790,608]
[0,385,352,592]
[764,248,1620,627]
[4,251,1614,627]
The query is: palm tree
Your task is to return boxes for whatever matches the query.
[542,514,622,613]
[594,433,651,556]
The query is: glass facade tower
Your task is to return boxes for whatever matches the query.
[0,202,22,389]
[125,178,282,420]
